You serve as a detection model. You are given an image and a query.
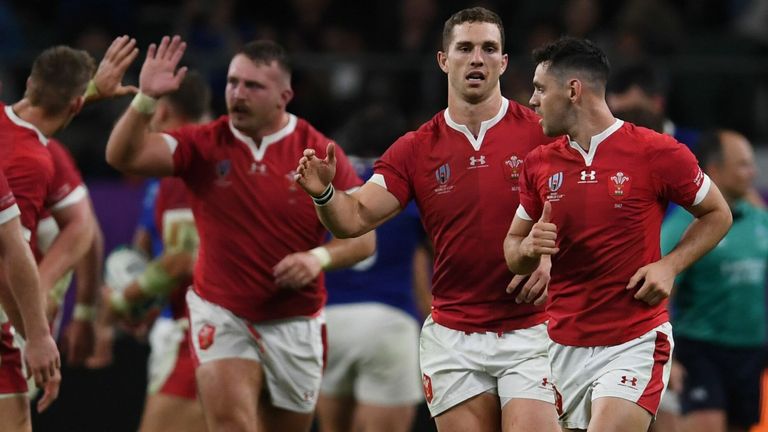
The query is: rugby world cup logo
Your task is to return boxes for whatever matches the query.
[435,163,451,185]
[215,159,232,186]
[548,172,563,192]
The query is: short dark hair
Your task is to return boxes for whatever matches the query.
[238,40,291,77]
[607,63,667,97]
[164,70,210,122]
[695,129,724,168]
[532,37,610,86]
[26,46,95,114]
[442,7,505,52]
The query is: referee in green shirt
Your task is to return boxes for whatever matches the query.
[662,129,768,432]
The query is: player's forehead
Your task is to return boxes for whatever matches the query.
[227,54,281,81]
[532,62,553,85]
[449,21,502,48]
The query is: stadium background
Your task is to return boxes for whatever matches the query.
[0,0,767,430]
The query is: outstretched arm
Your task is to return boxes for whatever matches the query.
[106,36,188,177]
[296,142,402,238]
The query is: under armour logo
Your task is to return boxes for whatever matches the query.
[580,170,596,181]
[620,376,638,386]
[541,377,550,387]
[469,155,486,166]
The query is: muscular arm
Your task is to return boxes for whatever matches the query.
[322,230,376,270]
[627,184,732,306]
[106,35,187,177]
[39,199,94,296]
[73,215,104,308]
[657,184,732,275]
[316,182,402,238]
[0,217,48,339]
[106,108,175,177]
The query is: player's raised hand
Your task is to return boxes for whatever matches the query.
[626,260,675,306]
[89,35,140,101]
[139,36,188,98]
[296,142,338,197]
[522,201,559,258]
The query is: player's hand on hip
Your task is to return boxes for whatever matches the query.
[522,201,559,258]
[626,260,675,306]
[139,35,188,98]
[273,252,322,290]
[91,35,140,100]
[296,142,338,197]
[508,255,551,305]
[24,333,60,395]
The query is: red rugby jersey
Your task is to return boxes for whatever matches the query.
[518,120,709,346]
[374,98,553,332]
[164,115,362,322]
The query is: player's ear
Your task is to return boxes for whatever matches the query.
[568,79,581,102]
[71,95,85,115]
[437,51,449,74]
[281,87,294,106]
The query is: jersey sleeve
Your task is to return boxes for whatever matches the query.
[0,170,20,226]
[162,123,206,179]
[517,148,544,221]
[45,140,87,211]
[650,135,710,207]
[371,133,416,208]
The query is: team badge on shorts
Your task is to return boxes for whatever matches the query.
[422,373,434,404]
[198,323,216,350]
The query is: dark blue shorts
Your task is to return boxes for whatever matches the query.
[675,336,767,428]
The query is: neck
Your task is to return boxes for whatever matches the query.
[241,111,290,143]
[447,88,502,136]
[567,97,615,152]
[12,99,63,137]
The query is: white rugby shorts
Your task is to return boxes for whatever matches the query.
[420,316,554,417]
[187,290,326,413]
[321,303,422,405]
[548,322,674,430]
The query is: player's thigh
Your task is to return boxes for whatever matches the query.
[434,392,501,432]
[501,398,560,432]
[353,403,417,432]
[354,305,421,406]
[589,396,652,432]
[196,358,263,430]
[139,393,206,432]
[316,394,356,432]
[0,395,31,432]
